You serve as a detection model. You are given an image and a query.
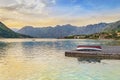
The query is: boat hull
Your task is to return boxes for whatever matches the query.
[76,47,102,51]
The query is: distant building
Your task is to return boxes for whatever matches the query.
[99,34,108,39]
[74,35,86,39]
[74,36,81,39]
[117,32,120,36]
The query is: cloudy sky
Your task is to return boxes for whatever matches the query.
[0,0,120,28]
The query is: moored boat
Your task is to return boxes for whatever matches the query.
[76,45,102,51]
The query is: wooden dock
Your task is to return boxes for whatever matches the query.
[65,46,120,60]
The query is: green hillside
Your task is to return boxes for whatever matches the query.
[0,22,32,38]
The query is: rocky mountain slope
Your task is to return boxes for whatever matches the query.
[18,23,108,38]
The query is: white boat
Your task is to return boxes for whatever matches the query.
[76,45,102,51]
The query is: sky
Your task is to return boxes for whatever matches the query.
[0,0,120,28]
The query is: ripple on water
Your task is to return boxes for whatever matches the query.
[0,39,120,80]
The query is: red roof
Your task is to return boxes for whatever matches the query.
[77,45,102,49]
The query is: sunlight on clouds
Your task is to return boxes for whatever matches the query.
[0,0,120,28]
[2,13,120,28]
[1,5,120,28]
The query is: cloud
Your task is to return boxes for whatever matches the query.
[0,0,56,15]
[0,0,120,28]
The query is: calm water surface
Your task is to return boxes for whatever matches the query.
[0,39,120,80]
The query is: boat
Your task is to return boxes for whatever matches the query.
[76,45,102,51]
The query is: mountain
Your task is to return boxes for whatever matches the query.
[18,23,108,38]
[11,28,19,32]
[0,22,32,38]
[103,20,120,32]
[65,20,120,39]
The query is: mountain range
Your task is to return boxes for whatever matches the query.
[1,20,120,38]
[103,20,120,32]
[17,23,108,38]
[0,22,32,38]
[64,20,120,39]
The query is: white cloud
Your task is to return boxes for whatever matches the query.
[0,0,56,15]
[0,0,16,6]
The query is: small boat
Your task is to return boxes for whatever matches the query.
[76,45,102,51]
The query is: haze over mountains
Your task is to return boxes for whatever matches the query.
[17,23,108,38]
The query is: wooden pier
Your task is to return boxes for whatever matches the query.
[65,46,120,60]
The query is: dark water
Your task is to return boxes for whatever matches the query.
[0,39,120,80]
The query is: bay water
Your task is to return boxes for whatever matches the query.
[0,39,120,80]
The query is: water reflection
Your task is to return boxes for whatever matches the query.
[0,42,10,59]
[0,39,120,80]
[77,57,101,63]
